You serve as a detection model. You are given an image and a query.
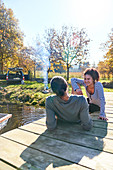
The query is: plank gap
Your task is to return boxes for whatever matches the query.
[1,135,86,166]
[0,158,18,169]
[18,127,113,154]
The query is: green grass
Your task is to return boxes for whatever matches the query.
[103,88,113,92]
[0,78,113,107]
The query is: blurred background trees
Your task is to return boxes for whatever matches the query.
[1,2,113,81]
[38,26,90,80]
[98,29,113,79]
[0,3,34,74]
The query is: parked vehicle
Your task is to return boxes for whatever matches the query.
[6,67,25,84]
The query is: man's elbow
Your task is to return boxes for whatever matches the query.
[47,126,57,131]
[46,121,57,131]
[81,121,93,131]
[82,125,92,131]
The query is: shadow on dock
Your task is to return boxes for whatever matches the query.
[20,120,108,169]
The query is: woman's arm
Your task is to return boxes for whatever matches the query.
[71,78,85,95]
[96,82,108,121]
[72,83,83,95]
[80,96,93,130]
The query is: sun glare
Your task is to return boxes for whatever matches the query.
[69,0,110,28]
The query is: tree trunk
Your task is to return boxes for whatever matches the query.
[1,61,3,74]
[67,63,69,81]
[108,73,110,80]
[103,74,106,79]
[34,64,36,79]
[0,53,4,74]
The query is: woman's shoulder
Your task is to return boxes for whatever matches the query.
[95,81,103,88]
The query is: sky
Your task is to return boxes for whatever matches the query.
[3,0,113,66]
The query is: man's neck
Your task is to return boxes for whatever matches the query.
[60,93,70,101]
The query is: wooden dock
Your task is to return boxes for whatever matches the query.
[0,92,113,170]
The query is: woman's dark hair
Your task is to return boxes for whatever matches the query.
[50,76,68,96]
[84,68,100,83]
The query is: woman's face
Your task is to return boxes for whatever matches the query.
[84,74,94,86]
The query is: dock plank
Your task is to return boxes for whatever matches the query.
[0,136,87,170]
[33,117,113,139]
[0,160,16,170]
[1,91,113,170]
[17,123,113,153]
[0,136,28,168]
[34,115,113,130]
[1,127,113,169]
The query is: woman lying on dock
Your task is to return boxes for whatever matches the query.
[71,68,108,121]
[45,76,93,131]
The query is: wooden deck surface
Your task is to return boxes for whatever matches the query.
[0,92,113,170]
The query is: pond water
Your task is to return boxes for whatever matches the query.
[0,103,46,134]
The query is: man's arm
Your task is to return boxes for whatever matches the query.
[45,97,57,130]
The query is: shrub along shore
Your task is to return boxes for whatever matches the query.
[0,80,113,107]
[0,80,51,107]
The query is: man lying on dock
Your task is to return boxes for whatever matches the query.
[45,76,93,131]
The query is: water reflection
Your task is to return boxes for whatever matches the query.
[0,103,46,134]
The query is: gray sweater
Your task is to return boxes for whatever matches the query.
[45,95,93,131]
[71,78,106,117]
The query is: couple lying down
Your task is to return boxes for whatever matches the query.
[45,69,107,131]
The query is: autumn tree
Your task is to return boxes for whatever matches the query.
[0,3,24,73]
[105,29,113,78]
[97,61,108,79]
[61,26,90,80]
[16,46,35,73]
[42,26,90,80]
[43,28,63,73]
[100,28,113,78]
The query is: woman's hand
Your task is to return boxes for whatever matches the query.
[76,89,83,95]
[98,116,108,121]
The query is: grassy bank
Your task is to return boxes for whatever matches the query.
[0,80,113,107]
[0,80,51,107]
